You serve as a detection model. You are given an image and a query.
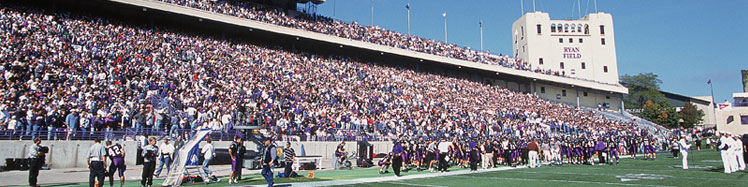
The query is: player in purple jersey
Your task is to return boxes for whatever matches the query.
[106,141,126,187]
[607,138,620,165]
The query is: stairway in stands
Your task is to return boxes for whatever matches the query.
[582,107,669,136]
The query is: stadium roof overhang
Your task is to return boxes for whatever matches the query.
[107,0,628,95]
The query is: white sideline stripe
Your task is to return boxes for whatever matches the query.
[254,166,524,187]
[380,181,448,187]
[247,153,668,186]
[542,167,748,182]
[447,175,676,187]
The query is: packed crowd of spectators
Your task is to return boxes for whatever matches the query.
[153,0,619,85]
[0,2,659,144]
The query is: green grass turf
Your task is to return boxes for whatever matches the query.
[29,162,473,186]
[341,150,748,187]
[17,150,747,187]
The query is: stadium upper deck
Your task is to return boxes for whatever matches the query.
[106,0,628,95]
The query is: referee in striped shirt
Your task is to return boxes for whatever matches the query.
[283,142,295,177]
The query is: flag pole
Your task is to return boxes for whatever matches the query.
[709,80,717,127]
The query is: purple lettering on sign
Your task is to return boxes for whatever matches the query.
[562,47,581,59]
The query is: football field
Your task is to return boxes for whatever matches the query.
[15,150,746,187]
[339,150,747,187]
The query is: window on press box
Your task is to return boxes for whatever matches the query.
[537,24,542,34]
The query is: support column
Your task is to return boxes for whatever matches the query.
[576,89,580,109]
[620,94,625,114]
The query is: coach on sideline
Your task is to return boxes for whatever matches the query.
[87,139,107,187]
[28,138,46,187]
[392,136,405,177]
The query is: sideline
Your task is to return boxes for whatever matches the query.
[252,166,524,187]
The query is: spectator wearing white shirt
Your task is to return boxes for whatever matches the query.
[155,139,175,177]
[201,138,219,182]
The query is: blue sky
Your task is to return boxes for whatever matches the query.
[310,0,748,103]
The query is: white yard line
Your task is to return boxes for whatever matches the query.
[252,166,523,187]
[244,153,704,187]
[380,181,448,187]
[447,175,676,187]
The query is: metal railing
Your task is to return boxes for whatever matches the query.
[0,126,397,142]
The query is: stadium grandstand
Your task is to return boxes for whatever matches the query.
[0,0,711,186]
[0,0,658,142]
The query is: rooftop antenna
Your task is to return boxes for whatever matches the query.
[533,0,536,12]
[577,0,581,19]
[520,0,524,15]
[594,0,598,12]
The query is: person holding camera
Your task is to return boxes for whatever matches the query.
[141,137,158,187]
[87,139,107,187]
[28,137,46,187]
[335,141,347,167]
[154,138,174,177]
[260,138,277,187]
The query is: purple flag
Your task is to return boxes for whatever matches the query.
[707,79,711,84]
[406,3,409,10]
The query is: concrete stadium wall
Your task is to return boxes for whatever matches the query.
[0,140,139,168]
[0,140,393,169]
[535,82,622,111]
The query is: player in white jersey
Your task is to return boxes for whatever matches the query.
[718,133,735,173]
[732,136,745,171]
[678,136,691,170]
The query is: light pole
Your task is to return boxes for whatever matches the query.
[443,12,447,43]
[406,3,411,35]
[371,0,374,26]
[480,21,484,51]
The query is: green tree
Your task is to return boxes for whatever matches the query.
[620,73,668,109]
[640,99,681,128]
[679,102,705,128]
